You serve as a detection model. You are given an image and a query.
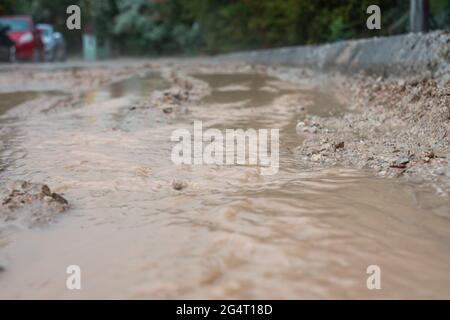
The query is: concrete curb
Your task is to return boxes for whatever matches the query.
[222,31,450,80]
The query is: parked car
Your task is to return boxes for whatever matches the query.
[0,24,15,62]
[37,24,66,62]
[0,16,44,61]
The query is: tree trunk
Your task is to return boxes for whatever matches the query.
[410,0,430,33]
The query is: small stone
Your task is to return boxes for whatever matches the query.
[172,180,188,191]
[424,151,436,159]
[52,193,69,206]
[433,168,446,176]
[295,122,306,132]
[163,107,173,114]
[391,157,410,168]
[307,127,318,134]
[41,185,52,197]
[334,142,345,151]
[1,181,69,219]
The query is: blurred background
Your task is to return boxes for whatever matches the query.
[0,0,449,59]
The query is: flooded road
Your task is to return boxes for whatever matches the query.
[0,67,449,299]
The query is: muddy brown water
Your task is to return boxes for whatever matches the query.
[0,91,57,116]
[0,72,449,299]
[81,73,170,105]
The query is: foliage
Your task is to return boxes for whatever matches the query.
[2,0,449,55]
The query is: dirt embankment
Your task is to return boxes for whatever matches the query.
[222,32,450,195]
[224,31,450,82]
[295,74,449,195]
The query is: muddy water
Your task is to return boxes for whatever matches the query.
[0,91,63,116]
[0,72,449,299]
[81,73,169,104]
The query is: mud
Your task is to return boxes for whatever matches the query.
[0,91,66,116]
[284,71,449,196]
[1,181,69,227]
[0,60,449,299]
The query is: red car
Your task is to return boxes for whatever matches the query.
[0,16,44,61]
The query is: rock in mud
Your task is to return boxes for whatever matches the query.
[333,141,345,151]
[163,107,173,114]
[423,151,436,163]
[295,74,449,193]
[391,157,410,169]
[1,181,69,226]
[0,254,6,273]
[162,91,189,105]
[172,180,188,191]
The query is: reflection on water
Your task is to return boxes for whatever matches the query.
[0,72,449,299]
[82,73,170,104]
[193,73,288,106]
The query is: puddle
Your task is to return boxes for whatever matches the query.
[82,73,169,104]
[0,91,64,116]
[194,73,287,106]
[0,71,449,299]
[194,73,344,117]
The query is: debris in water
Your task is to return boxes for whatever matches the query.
[297,105,306,112]
[1,181,69,225]
[162,91,189,105]
[311,154,321,162]
[51,192,69,206]
[172,180,188,191]
[163,107,173,114]
[334,141,345,151]
[423,151,436,163]
[391,157,410,169]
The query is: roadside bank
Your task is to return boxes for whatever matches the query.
[221,32,450,195]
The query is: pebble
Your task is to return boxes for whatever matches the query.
[163,107,173,114]
[433,168,446,176]
[334,141,345,150]
[172,180,188,191]
[307,127,318,134]
[391,157,410,168]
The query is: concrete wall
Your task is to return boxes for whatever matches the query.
[222,31,450,79]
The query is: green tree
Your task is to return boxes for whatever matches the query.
[2,0,448,55]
